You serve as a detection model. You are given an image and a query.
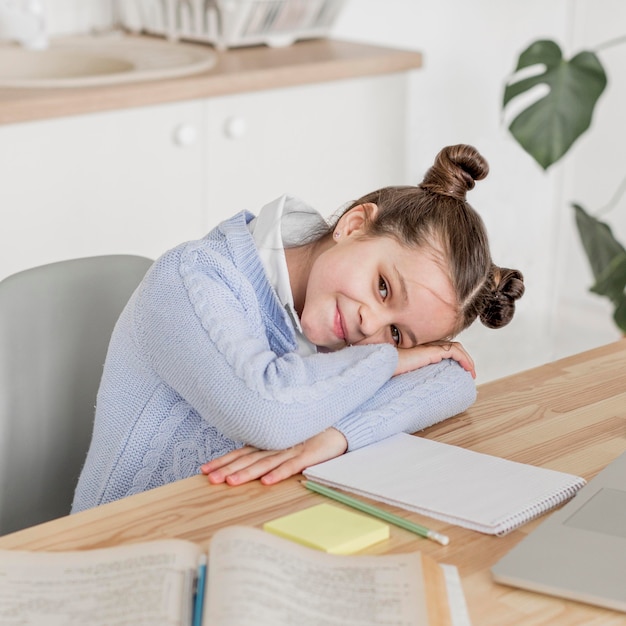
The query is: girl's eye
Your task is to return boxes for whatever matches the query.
[378,276,388,299]
[390,325,401,345]
[379,277,400,344]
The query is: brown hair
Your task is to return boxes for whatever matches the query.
[335,144,524,334]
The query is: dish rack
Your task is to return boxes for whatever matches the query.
[118,0,348,50]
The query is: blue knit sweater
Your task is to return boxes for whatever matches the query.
[72,211,476,512]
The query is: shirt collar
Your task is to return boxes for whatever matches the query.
[248,195,328,356]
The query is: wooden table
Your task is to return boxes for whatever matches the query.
[1,339,625,625]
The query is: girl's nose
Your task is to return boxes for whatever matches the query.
[357,303,388,343]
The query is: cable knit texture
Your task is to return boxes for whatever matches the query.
[72,211,476,512]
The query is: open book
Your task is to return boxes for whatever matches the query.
[304,433,586,535]
[0,525,468,625]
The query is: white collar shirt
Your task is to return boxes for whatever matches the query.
[248,195,328,356]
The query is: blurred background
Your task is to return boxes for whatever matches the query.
[338,0,626,382]
[2,0,625,383]
[334,0,626,383]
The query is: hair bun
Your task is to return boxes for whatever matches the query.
[480,267,525,329]
[419,144,489,201]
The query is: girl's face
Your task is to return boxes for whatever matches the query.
[299,204,458,352]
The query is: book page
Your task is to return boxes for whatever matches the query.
[0,539,201,626]
[205,526,430,626]
[440,565,472,626]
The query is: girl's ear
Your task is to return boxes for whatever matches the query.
[335,203,379,238]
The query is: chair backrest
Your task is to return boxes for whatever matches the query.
[0,255,153,535]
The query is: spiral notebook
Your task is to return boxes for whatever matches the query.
[303,433,586,535]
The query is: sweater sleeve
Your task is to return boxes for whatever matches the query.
[333,360,476,450]
[135,242,398,450]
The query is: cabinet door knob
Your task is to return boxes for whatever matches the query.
[173,124,198,146]
[223,116,247,139]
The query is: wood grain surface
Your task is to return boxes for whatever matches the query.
[1,339,625,625]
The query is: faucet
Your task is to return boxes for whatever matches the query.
[0,0,48,49]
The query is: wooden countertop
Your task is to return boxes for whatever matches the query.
[1,339,626,624]
[0,38,422,125]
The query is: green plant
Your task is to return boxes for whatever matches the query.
[502,38,626,332]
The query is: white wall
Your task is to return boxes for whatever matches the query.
[30,0,626,383]
[552,0,626,359]
[332,0,624,383]
[43,0,113,35]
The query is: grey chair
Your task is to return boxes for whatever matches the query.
[0,255,153,535]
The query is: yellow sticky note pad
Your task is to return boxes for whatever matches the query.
[263,503,389,554]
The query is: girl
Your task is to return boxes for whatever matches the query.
[72,144,524,512]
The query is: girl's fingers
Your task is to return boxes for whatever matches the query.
[447,343,475,377]
[260,457,304,485]
[203,429,348,486]
[395,341,476,378]
[200,445,258,474]
[262,428,348,485]
[201,446,265,482]
[225,448,300,485]
[204,447,299,484]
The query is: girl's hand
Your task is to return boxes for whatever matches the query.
[200,428,348,486]
[394,340,476,378]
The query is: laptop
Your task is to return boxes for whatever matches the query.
[491,450,626,612]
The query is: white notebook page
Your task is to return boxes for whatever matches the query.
[304,433,586,535]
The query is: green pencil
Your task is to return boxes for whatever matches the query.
[301,480,450,546]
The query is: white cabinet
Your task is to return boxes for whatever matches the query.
[0,99,206,281]
[0,72,410,280]
[204,73,408,219]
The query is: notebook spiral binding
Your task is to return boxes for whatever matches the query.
[494,478,587,536]
[394,475,587,536]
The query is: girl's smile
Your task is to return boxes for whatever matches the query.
[287,203,459,353]
[333,306,346,343]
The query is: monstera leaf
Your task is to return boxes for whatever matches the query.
[503,40,607,169]
[573,203,626,333]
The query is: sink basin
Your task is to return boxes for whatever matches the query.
[0,33,217,88]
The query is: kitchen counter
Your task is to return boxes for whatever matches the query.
[0,38,422,125]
